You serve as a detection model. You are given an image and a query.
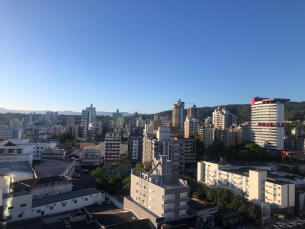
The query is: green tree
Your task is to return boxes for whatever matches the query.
[207,188,218,203]
[58,132,74,144]
[217,188,232,207]
[248,203,262,221]
[193,184,208,200]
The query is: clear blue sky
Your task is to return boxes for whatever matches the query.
[0,0,304,114]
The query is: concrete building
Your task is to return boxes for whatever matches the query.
[0,186,104,222]
[128,128,144,163]
[291,127,304,136]
[9,119,24,129]
[251,97,290,150]
[197,160,295,213]
[125,156,190,228]
[142,127,196,174]
[129,112,139,134]
[184,115,199,138]
[22,129,40,142]
[81,150,101,167]
[172,99,185,131]
[0,161,34,182]
[216,128,243,148]
[212,107,236,130]
[10,175,73,199]
[82,104,96,138]
[41,149,66,162]
[199,125,216,149]
[112,109,124,134]
[105,132,121,164]
[239,123,252,141]
[67,116,75,126]
[187,105,200,120]
[0,129,21,140]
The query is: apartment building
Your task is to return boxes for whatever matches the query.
[199,125,216,149]
[197,160,295,213]
[142,127,196,174]
[105,132,121,164]
[9,119,24,129]
[251,97,290,150]
[239,123,252,141]
[82,104,96,138]
[212,107,236,130]
[125,156,190,227]
[187,105,200,120]
[216,129,243,148]
[172,99,185,131]
[184,115,199,138]
[67,116,75,126]
[129,136,143,163]
[112,109,124,134]
[129,112,139,134]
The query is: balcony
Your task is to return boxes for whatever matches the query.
[180,196,189,201]
[180,205,189,210]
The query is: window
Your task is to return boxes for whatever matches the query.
[164,212,174,219]
[180,192,187,199]
[8,206,14,210]
[7,215,12,220]
[20,204,26,207]
[180,201,187,207]
[85,198,88,201]
[62,203,66,206]
[18,213,23,218]
[74,200,77,204]
[50,206,53,210]
[37,210,41,213]
[179,209,186,216]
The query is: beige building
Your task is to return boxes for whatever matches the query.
[184,115,199,138]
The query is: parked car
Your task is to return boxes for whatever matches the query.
[72,178,79,181]
[106,200,111,205]
[96,201,103,206]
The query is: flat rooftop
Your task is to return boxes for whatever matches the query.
[34,159,74,178]
[0,161,32,174]
[188,198,216,211]
[32,187,100,208]
[90,208,139,226]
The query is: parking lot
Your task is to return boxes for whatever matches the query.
[272,218,305,229]
[72,171,92,190]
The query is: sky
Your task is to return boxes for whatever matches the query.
[0,0,304,114]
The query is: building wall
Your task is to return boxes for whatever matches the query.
[31,180,73,199]
[3,192,105,221]
[0,175,10,194]
[2,193,33,220]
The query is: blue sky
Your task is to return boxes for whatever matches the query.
[0,0,304,114]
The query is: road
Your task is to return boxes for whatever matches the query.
[73,171,92,190]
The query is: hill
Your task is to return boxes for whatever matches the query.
[143,101,305,124]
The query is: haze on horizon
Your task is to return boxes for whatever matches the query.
[0,0,304,114]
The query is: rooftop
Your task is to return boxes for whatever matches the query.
[229,160,266,167]
[103,219,153,229]
[10,175,72,191]
[3,190,31,199]
[90,208,139,227]
[32,187,100,207]
[0,161,32,174]
[188,198,216,211]
[34,159,74,178]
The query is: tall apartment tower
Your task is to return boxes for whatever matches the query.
[129,112,139,134]
[187,105,199,120]
[212,107,236,130]
[105,132,121,164]
[251,97,290,150]
[172,98,185,131]
[82,104,96,138]
[184,115,199,138]
[67,116,75,126]
[112,109,124,134]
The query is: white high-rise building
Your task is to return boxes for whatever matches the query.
[82,104,96,138]
[212,107,236,130]
[184,115,199,138]
[251,97,290,150]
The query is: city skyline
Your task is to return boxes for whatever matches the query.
[1,1,304,113]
